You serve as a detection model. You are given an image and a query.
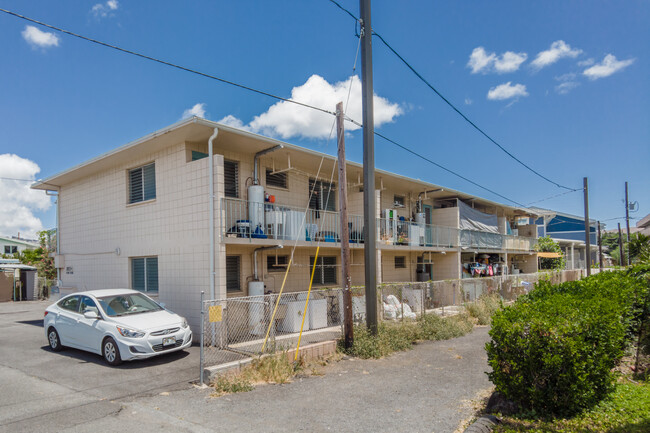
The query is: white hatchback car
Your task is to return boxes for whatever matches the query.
[44,289,192,365]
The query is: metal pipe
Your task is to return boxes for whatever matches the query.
[253,245,283,281]
[253,145,283,184]
[417,188,443,212]
[208,128,219,299]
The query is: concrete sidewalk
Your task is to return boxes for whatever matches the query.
[102,327,493,433]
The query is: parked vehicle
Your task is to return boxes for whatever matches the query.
[44,289,192,365]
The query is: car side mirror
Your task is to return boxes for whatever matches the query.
[84,310,99,319]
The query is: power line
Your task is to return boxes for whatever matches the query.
[526,188,583,206]
[3,7,547,210]
[0,7,336,118]
[327,0,576,191]
[0,177,35,182]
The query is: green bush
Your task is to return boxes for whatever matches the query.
[486,268,649,416]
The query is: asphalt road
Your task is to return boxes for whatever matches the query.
[0,300,493,433]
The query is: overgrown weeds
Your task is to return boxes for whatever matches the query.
[466,293,503,325]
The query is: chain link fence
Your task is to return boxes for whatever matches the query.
[200,269,588,373]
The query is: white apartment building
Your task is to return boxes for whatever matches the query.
[32,117,539,334]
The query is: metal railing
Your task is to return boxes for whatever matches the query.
[222,198,536,251]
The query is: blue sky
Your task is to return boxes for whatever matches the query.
[0,0,648,238]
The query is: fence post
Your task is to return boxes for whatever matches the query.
[200,290,205,387]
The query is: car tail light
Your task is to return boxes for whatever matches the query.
[44,311,48,317]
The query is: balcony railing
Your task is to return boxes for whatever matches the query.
[222,198,536,251]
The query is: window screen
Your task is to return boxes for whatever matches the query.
[226,255,241,292]
[394,256,406,269]
[224,160,239,198]
[131,257,159,292]
[394,195,405,207]
[310,256,337,285]
[129,163,156,204]
[267,255,288,272]
[308,179,336,212]
[266,169,287,189]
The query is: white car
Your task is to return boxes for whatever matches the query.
[44,289,192,365]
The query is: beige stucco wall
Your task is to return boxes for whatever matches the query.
[432,207,459,227]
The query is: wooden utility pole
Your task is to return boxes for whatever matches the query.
[598,221,603,270]
[625,182,631,266]
[583,177,591,276]
[360,0,378,334]
[618,223,624,267]
[336,102,353,348]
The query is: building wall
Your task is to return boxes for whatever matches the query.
[431,252,460,280]
[432,207,459,228]
[58,142,225,332]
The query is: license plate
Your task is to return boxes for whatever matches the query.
[162,336,176,346]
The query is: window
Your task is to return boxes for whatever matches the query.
[131,257,159,292]
[191,150,208,161]
[266,169,287,189]
[267,255,288,272]
[224,160,239,198]
[394,195,405,207]
[128,163,156,204]
[310,256,337,285]
[226,255,241,292]
[395,256,406,269]
[59,295,80,313]
[309,179,336,212]
[80,296,98,314]
[4,246,17,254]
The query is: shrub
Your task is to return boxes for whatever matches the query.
[466,293,503,325]
[486,268,648,416]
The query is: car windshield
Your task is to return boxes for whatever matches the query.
[96,293,163,317]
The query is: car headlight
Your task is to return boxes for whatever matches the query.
[181,318,189,329]
[116,326,145,338]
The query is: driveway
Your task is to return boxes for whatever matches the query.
[0,300,200,433]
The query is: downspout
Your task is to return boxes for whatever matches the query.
[417,188,443,212]
[208,128,219,300]
[253,145,284,184]
[253,245,283,281]
[45,189,60,286]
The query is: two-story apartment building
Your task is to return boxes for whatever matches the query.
[32,117,539,333]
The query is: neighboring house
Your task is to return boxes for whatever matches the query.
[0,259,38,302]
[528,207,598,270]
[0,236,39,256]
[32,117,540,333]
[635,213,650,236]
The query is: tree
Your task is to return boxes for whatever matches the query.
[16,229,57,280]
[535,236,565,270]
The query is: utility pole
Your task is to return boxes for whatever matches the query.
[618,223,624,266]
[360,0,378,334]
[597,221,603,270]
[583,177,591,276]
[336,101,353,348]
[625,182,631,266]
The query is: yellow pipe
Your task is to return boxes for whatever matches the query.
[295,246,319,361]
[261,259,292,353]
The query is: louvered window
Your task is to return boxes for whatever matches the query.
[224,160,239,198]
[265,169,287,189]
[131,257,159,292]
[128,163,156,204]
[310,256,337,285]
[267,255,288,272]
[226,255,241,292]
[395,256,406,269]
[308,179,336,212]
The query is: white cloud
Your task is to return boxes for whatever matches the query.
[219,75,402,140]
[464,98,473,105]
[555,81,580,95]
[92,1,119,18]
[21,26,59,49]
[0,154,52,239]
[182,103,206,119]
[487,82,529,101]
[467,47,496,74]
[468,47,527,74]
[494,51,528,73]
[578,58,594,67]
[531,40,582,70]
[583,54,636,80]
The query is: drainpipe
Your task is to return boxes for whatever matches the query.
[253,145,284,184]
[208,128,219,299]
[253,245,283,281]
[45,190,60,286]
[417,188,443,212]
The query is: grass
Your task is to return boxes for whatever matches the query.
[465,293,503,325]
[491,380,650,433]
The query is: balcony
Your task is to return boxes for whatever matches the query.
[222,198,536,251]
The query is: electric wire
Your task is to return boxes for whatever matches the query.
[327,0,576,191]
[526,188,584,207]
[0,7,336,118]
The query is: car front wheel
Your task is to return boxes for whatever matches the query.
[102,337,122,366]
[48,327,63,352]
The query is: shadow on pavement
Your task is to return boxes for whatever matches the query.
[39,345,192,368]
